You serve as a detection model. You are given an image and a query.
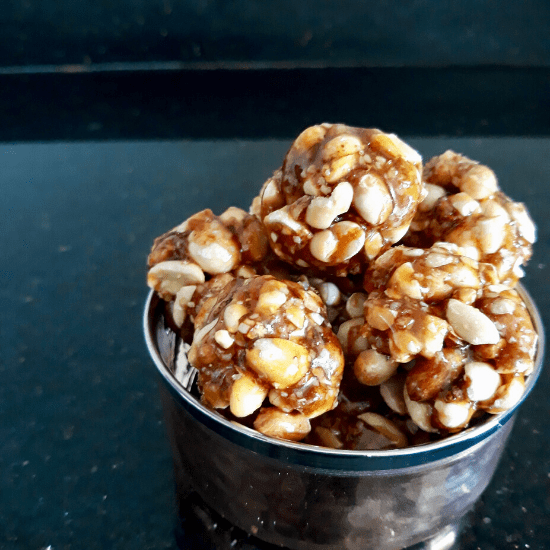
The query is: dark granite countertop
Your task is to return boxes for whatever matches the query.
[1,69,549,550]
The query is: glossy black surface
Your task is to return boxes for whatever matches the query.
[1,71,549,549]
[2,68,550,142]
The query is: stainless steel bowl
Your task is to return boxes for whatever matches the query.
[144,284,544,550]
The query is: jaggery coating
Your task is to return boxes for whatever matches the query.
[146,126,539,446]
[473,286,538,376]
[360,243,495,362]
[349,242,537,433]
[147,207,269,300]
[258,123,424,276]
[187,275,345,429]
[405,151,536,287]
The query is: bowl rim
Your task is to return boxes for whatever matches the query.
[143,283,545,471]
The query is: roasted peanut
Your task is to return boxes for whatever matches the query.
[404,388,438,433]
[224,302,248,333]
[357,412,408,449]
[354,350,399,386]
[305,181,354,229]
[172,285,198,327]
[314,426,344,449]
[433,398,474,431]
[254,408,311,441]
[230,373,269,418]
[380,372,408,415]
[337,318,369,356]
[246,338,311,389]
[317,282,342,306]
[353,173,393,225]
[187,221,240,274]
[484,375,525,413]
[446,299,500,345]
[147,260,205,300]
[464,362,501,402]
[345,292,367,318]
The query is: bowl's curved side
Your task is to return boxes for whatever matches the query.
[143,282,545,472]
[157,356,517,550]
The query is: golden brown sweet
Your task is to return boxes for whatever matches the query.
[186,275,345,439]
[257,123,424,276]
[350,243,537,433]
[147,207,269,301]
[406,151,536,287]
[146,125,538,447]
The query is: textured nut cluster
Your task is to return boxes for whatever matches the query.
[147,124,538,448]
[303,245,537,448]
[186,275,344,440]
[340,243,538,436]
[257,123,424,276]
[147,207,269,302]
[405,151,536,287]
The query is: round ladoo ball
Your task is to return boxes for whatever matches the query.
[187,275,345,440]
[405,150,536,288]
[258,123,424,276]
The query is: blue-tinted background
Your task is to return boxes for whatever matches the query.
[2,0,550,68]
